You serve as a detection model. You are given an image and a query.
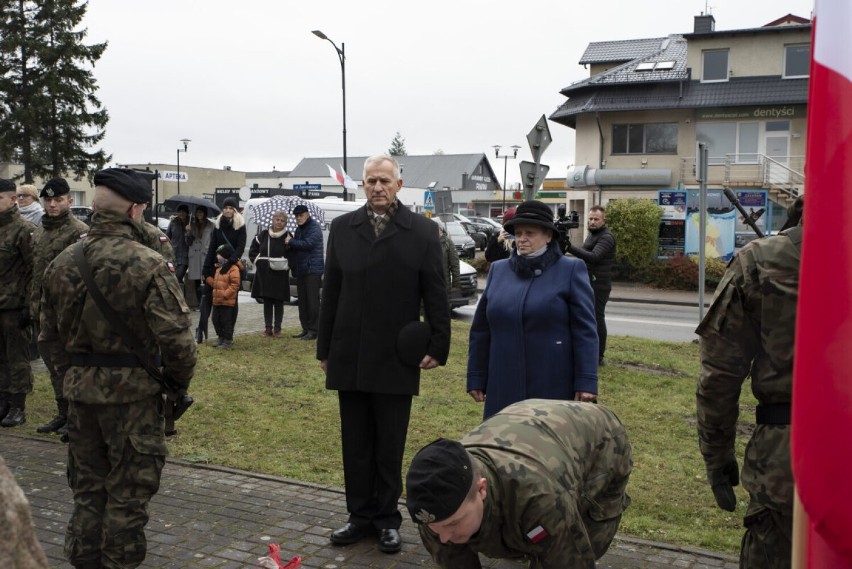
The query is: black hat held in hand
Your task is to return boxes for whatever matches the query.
[397,321,431,367]
[503,200,557,235]
[406,438,473,524]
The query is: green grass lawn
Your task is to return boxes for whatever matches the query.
[25,320,755,554]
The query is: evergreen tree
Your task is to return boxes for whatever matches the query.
[388,131,407,156]
[0,0,109,183]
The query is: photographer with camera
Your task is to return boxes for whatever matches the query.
[554,204,579,255]
[564,206,616,366]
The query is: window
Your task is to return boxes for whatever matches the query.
[612,123,678,154]
[696,122,760,164]
[702,49,729,82]
[784,44,810,78]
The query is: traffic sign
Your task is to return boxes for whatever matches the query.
[526,115,552,163]
[423,191,435,210]
[519,161,550,200]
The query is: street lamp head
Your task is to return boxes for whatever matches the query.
[511,145,521,158]
[312,30,328,40]
[180,138,191,152]
[492,145,501,158]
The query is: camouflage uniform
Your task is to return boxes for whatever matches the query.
[39,209,197,569]
[696,226,802,569]
[131,220,174,262]
[0,204,35,419]
[30,210,88,415]
[0,453,50,568]
[419,399,633,569]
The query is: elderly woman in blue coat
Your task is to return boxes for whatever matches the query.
[467,200,599,419]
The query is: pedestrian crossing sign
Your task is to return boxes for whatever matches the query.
[424,191,435,210]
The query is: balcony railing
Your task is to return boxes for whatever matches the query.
[678,154,804,204]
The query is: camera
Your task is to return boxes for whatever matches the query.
[554,205,579,254]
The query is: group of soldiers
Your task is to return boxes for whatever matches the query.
[1,160,804,569]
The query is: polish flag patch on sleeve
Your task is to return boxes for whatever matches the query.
[166,262,175,273]
[526,525,549,543]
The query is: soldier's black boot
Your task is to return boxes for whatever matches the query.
[37,399,68,433]
[1,393,26,427]
[0,392,10,422]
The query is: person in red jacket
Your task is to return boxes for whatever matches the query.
[205,244,242,349]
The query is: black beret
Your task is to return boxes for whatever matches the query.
[406,439,473,524]
[40,178,70,198]
[94,168,152,203]
[0,179,15,193]
[223,197,239,210]
[503,200,557,235]
[292,204,309,215]
[397,321,431,367]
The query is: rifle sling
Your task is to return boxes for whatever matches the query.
[73,241,167,390]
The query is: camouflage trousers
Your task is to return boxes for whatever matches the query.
[0,309,33,394]
[65,396,168,569]
[37,333,65,403]
[740,505,792,569]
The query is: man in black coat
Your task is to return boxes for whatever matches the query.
[565,205,616,366]
[317,155,451,554]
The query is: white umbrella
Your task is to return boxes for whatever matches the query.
[248,196,326,234]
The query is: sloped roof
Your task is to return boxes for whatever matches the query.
[565,35,688,93]
[289,154,497,190]
[550,76,808,128]
[579,37,668,65]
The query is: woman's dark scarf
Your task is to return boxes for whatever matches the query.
[508,240,563,279]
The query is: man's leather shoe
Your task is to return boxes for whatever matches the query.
[330,523,369,545]
[301,331,317,341]
[378,529,402,553]
[1,407,26,427]
[292,330,307,338]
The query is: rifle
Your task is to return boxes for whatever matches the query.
[722,188,764,238]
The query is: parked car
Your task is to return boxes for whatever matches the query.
[450,260,478,309]
[461,221,487,251]
[437,212,472,225]
[70,206,93,225]
[444,221,476,259]
[469,216,503,234]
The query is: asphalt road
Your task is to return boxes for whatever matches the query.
[453,299,700,343]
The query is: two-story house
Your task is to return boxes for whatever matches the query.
[550,13,810,247]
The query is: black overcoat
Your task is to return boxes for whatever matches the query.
[317,203,451,395]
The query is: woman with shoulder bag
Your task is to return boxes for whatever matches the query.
[249,210,292,337]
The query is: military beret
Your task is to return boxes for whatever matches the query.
[0,179,16,193]
[223,197,239,210]
[397,321,431,367]
[292,204,309,215]
[406,438,473,524]
[93,168,152,203]
[40,178,70,198]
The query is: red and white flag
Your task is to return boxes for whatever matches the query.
[792,1,852,566]
[326,163,358,190]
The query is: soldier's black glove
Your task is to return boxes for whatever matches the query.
[19,307,31,329]
[707,459,739,512]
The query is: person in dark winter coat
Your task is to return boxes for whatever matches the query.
[249,210,292,337]
[204,197,246,327]
[285,204,324,340]
[483,206,516,263]
[565,205,616,365]
[166,205,190,283]
[318,155,451,554]
[467,200,599,419]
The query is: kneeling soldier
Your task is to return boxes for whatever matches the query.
[406,399,632,569]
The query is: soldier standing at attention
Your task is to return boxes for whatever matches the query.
[695,197,803,569]
[406,399,633,569]
[0,178,35,428]
[30,178,88,436]
[39,168,197,569]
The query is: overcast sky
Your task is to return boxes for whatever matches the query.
[81,0,813,187]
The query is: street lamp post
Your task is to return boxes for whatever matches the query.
[493,144,521,213]
[176,138,190,195]
[312,30,347,176]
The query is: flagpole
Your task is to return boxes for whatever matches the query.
[792,488,808,569]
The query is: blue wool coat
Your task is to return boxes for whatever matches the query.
[288,217,324,277]
[467,246,599,418]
